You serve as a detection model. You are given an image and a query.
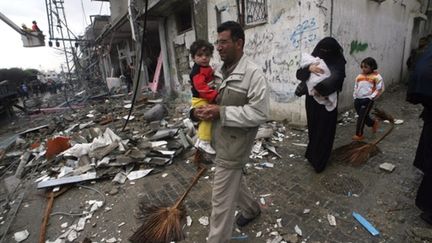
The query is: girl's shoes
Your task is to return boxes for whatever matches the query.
[352,135,364,141]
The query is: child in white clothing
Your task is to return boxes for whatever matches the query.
[299,53,337,111]
[352,57,385,141]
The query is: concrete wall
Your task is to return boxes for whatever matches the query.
[163,11,196,96]
[206,0,427,123]
[194,0,208,40]
[331,0,424,111]
[110,0,128,23]
[207,0,327,123]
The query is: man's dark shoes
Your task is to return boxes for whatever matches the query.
[420,212,432,225]
[236,209,261,227]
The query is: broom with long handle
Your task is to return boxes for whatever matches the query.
[346,108,395,166]
[130,152,208,243]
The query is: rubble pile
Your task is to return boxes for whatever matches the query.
[0,90,287,242]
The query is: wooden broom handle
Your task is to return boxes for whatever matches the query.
[39,191,54,243]
[39,187,70,243]
[372,122,394,145]
[174,167,207,208]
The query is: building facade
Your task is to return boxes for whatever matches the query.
[86,0,432,123]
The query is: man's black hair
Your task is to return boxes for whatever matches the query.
[361,57,378,70]
[217,21,245,44]
[190,39,214,57]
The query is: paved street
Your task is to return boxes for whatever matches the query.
[1,85,432,243]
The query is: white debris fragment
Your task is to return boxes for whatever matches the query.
[260,197,266,205]
[187,216,192,226]
[303,209,310,214]
[315,201,320,206]
[292,143,307,147]
[294,225,302,236]
[199,216,209,226]
[259,162,274,168]
[127,169,153,180]
[118,222,125,227]
[327,214,337,226]
[112,172,127,184]
[35,174,49,183]
[88,200,103,212]
[162,173,168,178]
[13,230,29,242]
[61,222,68,228]
[379,162,396,172]
[289,154,295,158]
[276,218,283,228]
[67,229,78,242]
[122,115,135,120]
[252,140,262,154]
[394,119,404,125]
[256,231,262,237]
[106,237,117,243]
[150,141,168,147]
[76,217,87,231]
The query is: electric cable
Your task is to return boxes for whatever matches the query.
[122,0,149,131]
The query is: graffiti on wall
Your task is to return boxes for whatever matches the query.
[262,55,301,103]
[314,0,327,15]
[290,17,319,48]
[242,17,322,103]
[350,40,368,55]
[244,31,275,58]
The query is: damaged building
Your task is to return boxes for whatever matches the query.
[82,0,432,124]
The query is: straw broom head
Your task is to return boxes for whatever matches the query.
[333,108,394,166]
[333,141,380,166]
[129,204,186,243]
[347,143,380,166]
[130,152,207,243]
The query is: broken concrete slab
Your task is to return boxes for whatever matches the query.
[37,172,98,189]
[149,128,179,141]
[4,175,21,193]
[143,103,167,122]
[379,162,396,172]
[89,142,119,160]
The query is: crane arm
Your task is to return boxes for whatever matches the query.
[0,11,27,35]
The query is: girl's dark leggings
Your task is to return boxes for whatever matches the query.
[354,98,374,136]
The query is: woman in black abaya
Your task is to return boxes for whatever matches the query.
[407,43,432,225]
[296,37,347,173]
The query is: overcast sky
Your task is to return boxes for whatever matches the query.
[0,0,110,72]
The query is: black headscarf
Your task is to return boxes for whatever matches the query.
[312,37,346,68]
[407,43,432,106]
